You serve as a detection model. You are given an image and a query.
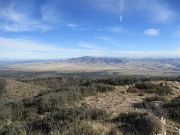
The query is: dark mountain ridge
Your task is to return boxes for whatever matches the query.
[68,56,128,64]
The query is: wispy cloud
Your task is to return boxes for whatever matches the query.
[138,0,175,23]
[0,0,61,32]
[0,37,179,59]
[78,41,107,50]
[68,25,92,31]
[87,0,120,14]
[40,1,62,23]
[144,28,160,36]
[96,36,112,42]
[88,0,175,23]
[173,26,180,37]
[108,27,124,33]
[0,37,79,59]
[66,23,79,28]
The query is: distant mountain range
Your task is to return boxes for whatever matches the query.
[0,56,180,77]
[68,56,127,64]
[69,56,180,67]
[0,56,180,65]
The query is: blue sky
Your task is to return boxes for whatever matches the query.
[0,0,180,59]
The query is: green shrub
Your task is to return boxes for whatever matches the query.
[0,122,27,135]
[113,112,163,135]
[82,77,139,86]
[0,105,12,124]
[7,102,25,121]
[135,82,156,90]
[60,120,106,135]
[35,88,83,113]
[0,79,5,95]
[49,107,108,127]
[164,96,180,123]
[144,96,169,103]
[26,107,108,134]
[128,82,173,95]
[29,118,52,134]
[90,83,114,93]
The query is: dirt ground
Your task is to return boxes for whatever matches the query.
[82,86,147,117]
[82,81,179,116]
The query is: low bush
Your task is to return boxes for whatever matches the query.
[0,121,27,135]
[128,82,173,95]
[51,120,107,135]
[144,96,169,103]
[0,105,12,124]
[89,83,114,93]
[164,96,180,123]
[27,107,108,134]
[35,91,80,113]
[113,112,163,135]
[82,77,139,86]
[0,106,109,135]
[0,79,5,95]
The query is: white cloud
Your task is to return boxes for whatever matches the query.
[144,28,160,36]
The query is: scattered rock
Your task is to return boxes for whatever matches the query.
[145,101,167,117]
